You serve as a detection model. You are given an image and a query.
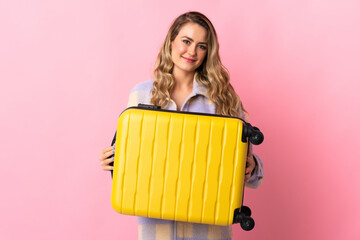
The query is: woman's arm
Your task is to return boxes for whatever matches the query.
[245,148,264,188]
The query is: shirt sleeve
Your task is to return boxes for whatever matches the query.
[245,152,264,189]
[126,89,139,107]
[126,80,154,107]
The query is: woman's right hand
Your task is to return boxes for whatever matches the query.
[99,146,115,171]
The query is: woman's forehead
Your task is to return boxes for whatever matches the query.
[177,22,208,42]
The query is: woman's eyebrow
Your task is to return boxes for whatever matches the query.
[182,36,207,45]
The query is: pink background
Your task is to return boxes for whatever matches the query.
[1,0,359,239]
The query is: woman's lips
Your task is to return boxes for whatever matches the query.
[182,56,196,63]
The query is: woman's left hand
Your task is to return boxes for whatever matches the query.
[245,146,256,183]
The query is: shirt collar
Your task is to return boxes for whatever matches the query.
[192,78,208,97]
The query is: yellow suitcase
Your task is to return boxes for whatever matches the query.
[110,104,263,231]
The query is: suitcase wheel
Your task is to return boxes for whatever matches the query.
[233,206,255,231]
[249,127,264,145]
[242,123,264,145]
[240,216,255,231]
[240,205,251,217]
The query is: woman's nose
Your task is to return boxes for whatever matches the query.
[187,45,196,56]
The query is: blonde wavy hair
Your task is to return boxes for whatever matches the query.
[151,11,247,118]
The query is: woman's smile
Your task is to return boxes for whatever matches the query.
[181,56,196,63]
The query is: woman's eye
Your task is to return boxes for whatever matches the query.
[199,45,207,50]
[182,40,191,44]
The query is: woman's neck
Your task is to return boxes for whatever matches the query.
[172,69,195,90]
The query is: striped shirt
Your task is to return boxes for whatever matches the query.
[126,79,264,240]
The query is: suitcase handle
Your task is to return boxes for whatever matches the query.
[137,104,161,110]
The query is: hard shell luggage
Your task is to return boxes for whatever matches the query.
[110,104,263,231]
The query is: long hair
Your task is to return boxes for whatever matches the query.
[151,11,247,117]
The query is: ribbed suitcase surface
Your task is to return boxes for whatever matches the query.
[111,107,248,226]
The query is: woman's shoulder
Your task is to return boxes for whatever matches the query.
[127,79,154,107]
[130,79,154,93]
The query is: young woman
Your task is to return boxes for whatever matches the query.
[99,11,264,240]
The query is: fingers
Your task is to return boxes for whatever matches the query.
[245,153,256,183]
[245,167,252,175]
[245,160,255,173]
[100,156,114,171]
[101,157,114,171]
[99,147,115,160]
[101,146,115,154]
[99,146,115,171]
[103,150,115,160]
[244,169,252,183]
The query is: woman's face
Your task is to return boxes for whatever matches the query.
[171,22,208,76]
